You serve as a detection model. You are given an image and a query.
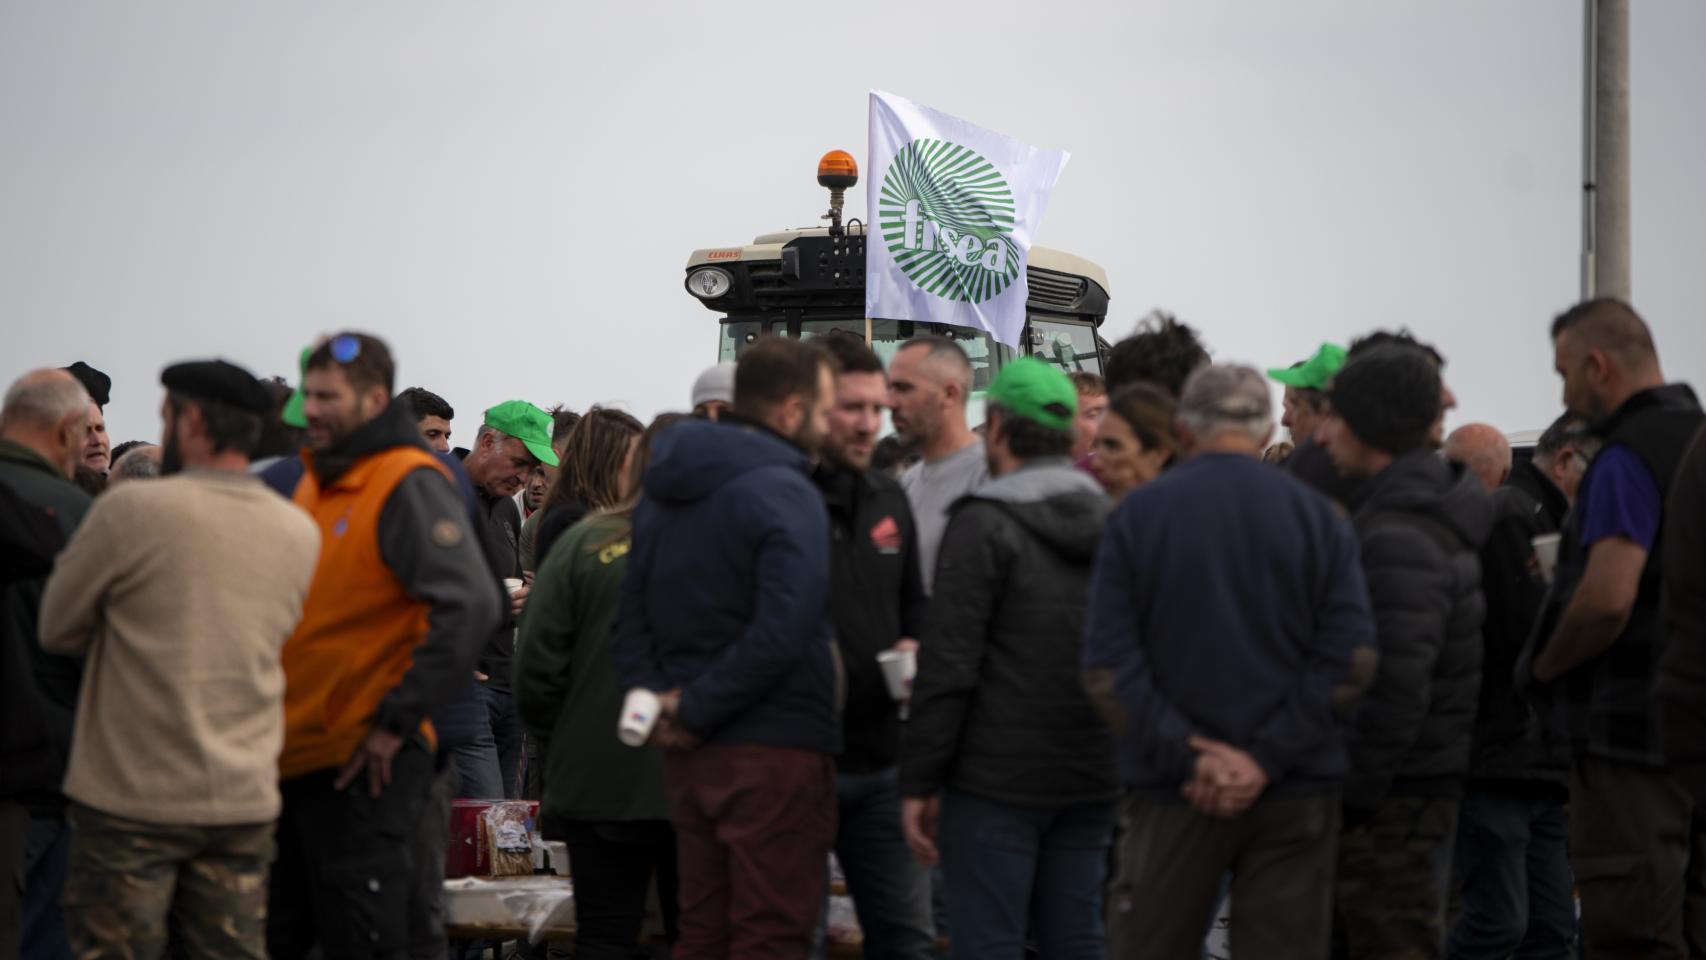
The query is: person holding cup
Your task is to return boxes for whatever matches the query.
[1446,414,1588,956]
[810,333,935,959]
[610,337,841,958]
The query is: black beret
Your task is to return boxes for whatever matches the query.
[160,360,273,416]
[62,361,111,408]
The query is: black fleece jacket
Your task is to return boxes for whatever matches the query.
[0,440,90,810]
[815,461,928,774]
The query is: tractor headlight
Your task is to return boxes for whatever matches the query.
[686,267,733,300]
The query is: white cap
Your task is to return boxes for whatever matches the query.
[691,362,736,409]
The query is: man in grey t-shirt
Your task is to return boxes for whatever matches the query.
[890,337,988,595]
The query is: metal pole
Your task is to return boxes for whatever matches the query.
[1591,0,1632,302]
[1581,0,1598,301]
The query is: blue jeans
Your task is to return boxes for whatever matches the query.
[22,816,71,960]
[1447,784,1576,960]
[940,789,1113,960]
[454,683,522,800]
[828,769,934,960]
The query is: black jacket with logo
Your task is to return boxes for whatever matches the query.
[814,462,928,774]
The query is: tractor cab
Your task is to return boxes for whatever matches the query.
[683,152,1110,421]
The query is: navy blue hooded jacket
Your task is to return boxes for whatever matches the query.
[613,417,841,754]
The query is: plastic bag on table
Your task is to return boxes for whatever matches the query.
[497,882,576,944]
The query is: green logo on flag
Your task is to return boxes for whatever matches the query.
[878,139,1020,303]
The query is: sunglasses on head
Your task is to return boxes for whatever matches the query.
[329,335,362,364]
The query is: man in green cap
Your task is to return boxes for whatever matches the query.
[898,357,1119,958]
[1267,342,1366,505]
[461,399,560,801]
[1266,342,1346,448]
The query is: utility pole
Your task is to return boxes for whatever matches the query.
[1582,0,1631,302]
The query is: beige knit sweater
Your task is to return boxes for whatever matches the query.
[40,470,320,826]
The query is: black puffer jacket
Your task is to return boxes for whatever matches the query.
[1344,450,1492,819]
[899,458,1118,808]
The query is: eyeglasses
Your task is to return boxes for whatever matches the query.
[330,335,362,364]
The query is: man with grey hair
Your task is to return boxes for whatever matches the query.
[1532,412,1599,505]
[108,444,163,485]
[1083,364,1376,959]
[889,336,987,594]
[0,369,95,958]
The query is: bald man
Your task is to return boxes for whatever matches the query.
[1448,416,1575,955]
[1529,298,1706,958]
[889,336,987,595]
[1445,423,1512,494]
[0,368,95,958]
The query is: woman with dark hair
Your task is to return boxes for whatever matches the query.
[513,413,686,958]
[1090,382,1180,500]
[532,407,644,564]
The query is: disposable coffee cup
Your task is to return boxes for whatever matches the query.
[1532,533,1562,585]
[503,577,524,596]
[617,688,661,747]
[877,649,917,702]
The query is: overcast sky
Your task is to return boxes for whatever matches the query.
[3,2,1702,448]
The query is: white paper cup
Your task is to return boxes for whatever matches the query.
[877,649,917,702]
[503,578,524,596]
[617,688,661,747]
[1532,533,1562,585]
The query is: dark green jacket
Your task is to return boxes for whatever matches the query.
[514,511,668,824]
[0,439,91,810]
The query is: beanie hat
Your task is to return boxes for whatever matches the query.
[691,363,736,409]
[1327,345,1440,455]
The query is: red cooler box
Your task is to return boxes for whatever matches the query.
[446,799,538,878]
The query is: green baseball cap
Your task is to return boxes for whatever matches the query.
[987,357,1077,432]
[1267,342,1347,391]
[280,346,314,429]
[484,400,559,467]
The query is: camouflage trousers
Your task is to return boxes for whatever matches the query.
[1333,795,1460,960]
[62,803,274,960]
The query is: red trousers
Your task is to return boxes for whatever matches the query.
[664,744,836,960]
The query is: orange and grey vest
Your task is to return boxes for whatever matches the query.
[279,446,450,780]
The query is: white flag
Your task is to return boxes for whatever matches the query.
[865,90,1069,348]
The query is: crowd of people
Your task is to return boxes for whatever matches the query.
[1,294,1704,960]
